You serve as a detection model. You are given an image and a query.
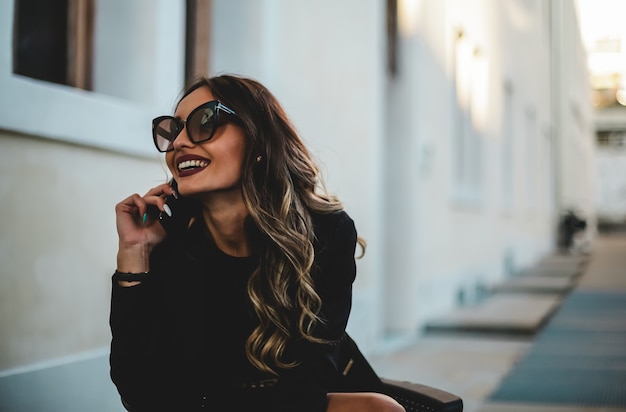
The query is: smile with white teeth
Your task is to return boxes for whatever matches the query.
[178,159,209,170]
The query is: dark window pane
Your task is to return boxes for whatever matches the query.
[13,0,69,85]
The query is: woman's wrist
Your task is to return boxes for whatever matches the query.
[116,242,152,273]
[116,243,152,287]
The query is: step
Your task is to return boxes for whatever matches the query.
[491,276,576,294]
[424,294,563,335]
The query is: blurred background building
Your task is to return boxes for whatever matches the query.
[578,0,626,227]
[0,0,615,410]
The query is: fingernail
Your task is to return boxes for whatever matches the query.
[142,213,148,223]
[172,189,178,199]
[163,204,172,217]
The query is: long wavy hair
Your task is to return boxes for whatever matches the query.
[177,74,365,375]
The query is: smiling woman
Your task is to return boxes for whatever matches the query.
[109,74,406,412]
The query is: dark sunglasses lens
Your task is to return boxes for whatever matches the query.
[154,117,179,152]
[187,103,218,143]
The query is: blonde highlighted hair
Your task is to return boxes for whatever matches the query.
[179,74,365,374]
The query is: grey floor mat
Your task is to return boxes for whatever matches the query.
[488,291,626,408]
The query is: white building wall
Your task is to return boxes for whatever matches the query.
[0,0,183,373]
[552,0,597,236]
[0,132,166,370]
[383,0,571,335]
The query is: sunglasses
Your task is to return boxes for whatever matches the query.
[152,100,239,152]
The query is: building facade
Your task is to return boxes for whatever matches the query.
[0,0,594,409]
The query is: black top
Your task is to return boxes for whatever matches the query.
[109,210,378,411]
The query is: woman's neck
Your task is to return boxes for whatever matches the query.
[200,194,250,257]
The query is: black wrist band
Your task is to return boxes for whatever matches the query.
[113,270,149,282]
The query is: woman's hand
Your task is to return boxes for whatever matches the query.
[114,183,176,273]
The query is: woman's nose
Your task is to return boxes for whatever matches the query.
[172,125,195,149]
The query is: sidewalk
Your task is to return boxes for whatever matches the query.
[369,231,626,412]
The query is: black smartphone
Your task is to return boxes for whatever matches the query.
[158,179,197,237]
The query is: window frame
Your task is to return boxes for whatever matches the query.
[66,0,94,90]
[185,0,211,84]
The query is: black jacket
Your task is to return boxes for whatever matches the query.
[109,211,382,411]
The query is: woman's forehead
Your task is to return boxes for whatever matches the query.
[175,86,215,117]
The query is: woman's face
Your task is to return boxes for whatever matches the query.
[165,86,247,198]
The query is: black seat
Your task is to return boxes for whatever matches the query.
[381,378,463,412]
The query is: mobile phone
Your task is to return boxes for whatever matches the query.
[158,179,197,237]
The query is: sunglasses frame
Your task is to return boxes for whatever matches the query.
[152,100,238,153]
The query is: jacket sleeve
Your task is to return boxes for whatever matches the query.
[274,211,359,411]
[109,277,164,411]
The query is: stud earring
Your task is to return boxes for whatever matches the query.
[255,155,263,163]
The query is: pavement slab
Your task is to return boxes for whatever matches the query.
[491,276,576,294]
[518,266,584,278]
[423,294,563,335]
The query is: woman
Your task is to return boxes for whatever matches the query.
[110,74,405,411]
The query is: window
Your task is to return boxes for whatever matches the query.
[451,30,483,205]
[2,1,185,156]
[13,0,94,89]
[597,130,626,147]
[13,0,195,103]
